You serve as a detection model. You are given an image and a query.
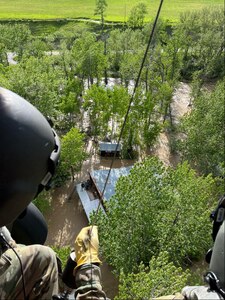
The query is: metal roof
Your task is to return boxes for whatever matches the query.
[99,142,122,152]
[76,183,105,222]
[90,166,132,201]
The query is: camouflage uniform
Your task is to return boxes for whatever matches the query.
[74,264,107,300]
[0,243,59,299]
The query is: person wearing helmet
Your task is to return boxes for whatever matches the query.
[0,87,61,299]
[0,87,108,300]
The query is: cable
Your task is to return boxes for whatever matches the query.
[91,0,165,225]
[0,234,27,300]
[87,1,165,294]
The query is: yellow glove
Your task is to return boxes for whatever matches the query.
[74,226,102,269]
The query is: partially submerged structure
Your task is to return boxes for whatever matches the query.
[89,166,132,201]
[76,166,132,221]
[99,142,122,157]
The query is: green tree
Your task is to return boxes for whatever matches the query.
[55,127,87,185]
[72,32,108,87]
[127,2,147,29]
[83,84,131,140]
[142,27,184,125]
[47,23,87,51]
[178,8,224,79]
[2,56,65,117]
[120,51,143,87]
[58,77,83,129]
[95,157,218,274]
[108,85,130,140]
[116,252,190,299]
[107,29,124,74]
[177,81,224,176]
[94,0,108,30]
[51,246,71,269]
[0,64,10,87]
[83,84,110,137]
[117,86,162,156]
[142,91,162,147]
[0,24,32,61]
[54,42,75,81]
[0,43,8,66]
[109,28,145,85]
[23,39,49,58]
[33,190,51,214]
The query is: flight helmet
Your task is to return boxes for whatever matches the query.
[0,87,60,226]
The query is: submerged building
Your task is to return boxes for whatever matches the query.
[76,166,132,221]
[99,142,122,157]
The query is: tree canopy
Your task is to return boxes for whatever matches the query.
[94,0,108,29]
[0,6,224,298]
[127,2,147,29]
[95,157,218,274]
[177,81,224,176]
[54,127,87,185]
[115,251,190,299]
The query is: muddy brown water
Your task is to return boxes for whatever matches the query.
[44,156,137,299]
[44,82,193,299]
[44,183,119,299]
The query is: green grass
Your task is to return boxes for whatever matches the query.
[0,0,223,22]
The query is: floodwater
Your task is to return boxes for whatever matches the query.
[44,150,136,298]
[44,82,192,299]
[44,183,119,299]
[151,82,192,167]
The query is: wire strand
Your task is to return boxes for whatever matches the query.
[91,0,165,226]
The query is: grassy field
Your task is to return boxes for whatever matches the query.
[0,0,223,22]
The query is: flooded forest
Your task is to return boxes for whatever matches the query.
[0,6,224,299]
